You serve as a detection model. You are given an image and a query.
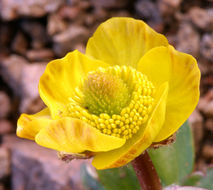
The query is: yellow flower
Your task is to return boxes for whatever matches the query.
[17,17,200,170]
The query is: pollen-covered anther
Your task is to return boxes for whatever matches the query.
[67,66,155,140]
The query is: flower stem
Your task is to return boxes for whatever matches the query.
[131,151,162,190]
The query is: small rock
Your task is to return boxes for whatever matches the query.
[3,135,88,190]
[92,8,108,22]
[198,91,213,117]
[0,120,14,135]
[0,24,13,51]
[90,0,129,9]
[205,119,213,131]
[53,25,88,57]
[21,21,49,49]
[176,22,200,57]
[58,5,82,20]
[26,49,54,62]
[0,184,5,190]
[11,31,28,55]
[189,7,213,31]
[73,43,86,53]
[19,62,46,113]
[47,13,68,36]
[0,55,29,97]
[188,109,204,153]
[196,159,208,172]
[0,0,65,21]
[0,55,46,113]
[23,97,45,114]
[0,92,11,119]
[202,144,213,159]
[200,33,213,62]
[0,147,10,179]
[158,0,182,17]
[135,0,163,31]
[203,101,213,117]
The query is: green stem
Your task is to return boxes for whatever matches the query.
[131,151,162,190]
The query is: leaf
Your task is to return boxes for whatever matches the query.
[164,185,207,190]
[148,122,195,186]
[182,172,204,186]
[80,164,106,190]
[97,165,140,190]
[198,168,213,190]
[182,167,213,189]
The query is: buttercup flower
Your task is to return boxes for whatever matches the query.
[17,17,200,170]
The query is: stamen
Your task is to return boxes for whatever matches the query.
[66,66,155,140]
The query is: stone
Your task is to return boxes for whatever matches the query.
[3,135,88,190]
[0,24,14,53]
[189,7,213,31]
[21,21,49,49]
[26,49,54,62]
[11,31,28,55]
[90,0,129,9]
[0,55,28,97]
[176,22,200,57]
[58,6,82,21]
[73,43,86,53]
[0,23,13,55]
[188,109,204,153]
[0,0,65,21]
[198,90,213,117]
[0,55,46,113]
[158,0,182,17]
[205,119,213,131]
[47,14,68,36]
[0,120,14,135]
[203,101,213,117]
[200,34,213,62]
[0,184,5,190]
[0,92,11,119]
[135,0,163,31]
[19,62,46,113]
[202,144,213,159]
[196,159,208,172]
[53,25,88,57]
[0,147,10,180]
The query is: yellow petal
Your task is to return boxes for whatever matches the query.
[137,46,200,142]
[35,118,126,153]
[39,50,110,119]
[92,82,168,169]
[86,17,168,68]
[17,108,51,140]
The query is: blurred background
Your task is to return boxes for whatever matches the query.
[0,0,213,189]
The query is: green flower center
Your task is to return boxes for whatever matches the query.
[82,72,130,116]
[67,66,155,140]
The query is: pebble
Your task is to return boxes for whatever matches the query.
[189,7,213,31]
[176,22,200,57]
[188,109,204,153]
[200,34,213,62]
[0,92,11,119]
[0,120,14,135]
[0,147,10,179]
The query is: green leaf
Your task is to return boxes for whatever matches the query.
[97,165,140,190]
[148,122,195,186]
[198,168,213,190]
[182,168,213,190]
[182,172,204,186]
[80,164,106,190]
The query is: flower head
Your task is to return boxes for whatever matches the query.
[17,17,200,170]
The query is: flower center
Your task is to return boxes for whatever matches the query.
[67,66,155,140]
[82,72,130,116]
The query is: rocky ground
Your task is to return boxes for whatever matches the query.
[0,0,213,189]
